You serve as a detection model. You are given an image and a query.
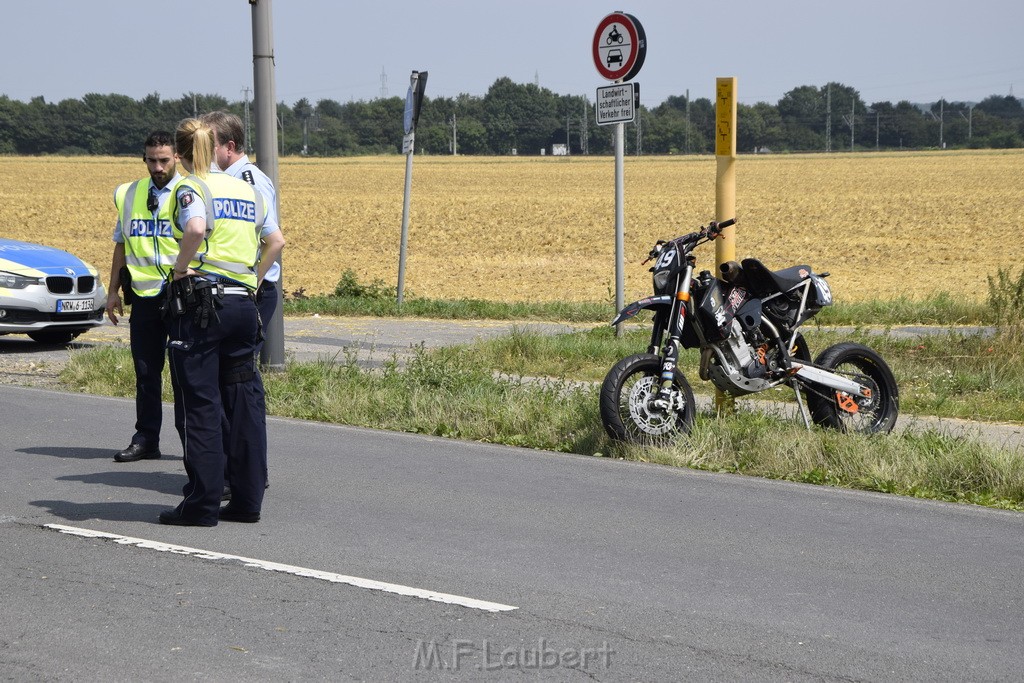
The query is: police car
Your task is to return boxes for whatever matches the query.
[0,238,105,344]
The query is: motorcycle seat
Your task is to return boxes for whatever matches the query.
[739,258,813,296]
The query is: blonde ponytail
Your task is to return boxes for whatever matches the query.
[175,118,215,178]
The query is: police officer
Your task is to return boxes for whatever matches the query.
[158,118,268,527]
[200,110,284,497]
[199,111,284,331]
[106,131,182,463]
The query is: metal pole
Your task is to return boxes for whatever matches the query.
[396,70,424,306]
[251,0,284,369]
[614,120,625,336]
[397,151,413,305]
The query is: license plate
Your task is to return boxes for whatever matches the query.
[57,299,92,313]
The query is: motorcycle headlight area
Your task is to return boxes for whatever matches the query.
[652,270,673,296]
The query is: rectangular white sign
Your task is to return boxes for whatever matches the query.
[595,82,639,126]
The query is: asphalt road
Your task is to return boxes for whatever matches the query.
[3,383,1024,680]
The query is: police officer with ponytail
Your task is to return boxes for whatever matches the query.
[158,118,268,527]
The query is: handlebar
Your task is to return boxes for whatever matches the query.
[643,218,736,263]
[715,217,737,231]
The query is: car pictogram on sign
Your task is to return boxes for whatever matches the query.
[606,49,623,66]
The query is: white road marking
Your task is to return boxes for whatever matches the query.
[43,523,517,613]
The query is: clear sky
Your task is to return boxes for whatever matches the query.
[2,0,1021,108]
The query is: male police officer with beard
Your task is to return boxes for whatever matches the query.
[106,131,182,463]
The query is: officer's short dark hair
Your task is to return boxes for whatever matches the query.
[144,130,175,151]
[200,111,245,153]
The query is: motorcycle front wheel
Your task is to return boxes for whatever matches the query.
[806,342,899,434]
[600,353,696,445]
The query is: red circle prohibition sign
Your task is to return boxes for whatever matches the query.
[592,13,646,82]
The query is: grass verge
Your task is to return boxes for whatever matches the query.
[61,339,1024,512]
[61,270,1024,511]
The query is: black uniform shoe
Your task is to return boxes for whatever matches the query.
[114,443,161,463]
[158,509,216,527]
[218,506,260,523]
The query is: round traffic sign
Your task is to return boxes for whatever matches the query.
[592,12,646,82]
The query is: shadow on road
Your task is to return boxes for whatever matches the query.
[30,499,169,524]
[18,445,181,461]
[57,471,185,497]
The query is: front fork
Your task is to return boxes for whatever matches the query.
[652,263,695,411]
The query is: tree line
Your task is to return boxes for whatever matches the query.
[1,78,1021,157]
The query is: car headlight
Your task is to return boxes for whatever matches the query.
[0,271,41,289]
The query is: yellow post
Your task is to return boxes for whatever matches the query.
[715,77,737,415]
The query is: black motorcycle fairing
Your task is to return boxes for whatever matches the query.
[694,278,753,342]
[735,298,763,333]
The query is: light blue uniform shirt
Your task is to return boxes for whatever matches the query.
[223,155,281,283]
[112,172,183,243]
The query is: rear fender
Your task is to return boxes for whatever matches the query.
[611,295,673,326]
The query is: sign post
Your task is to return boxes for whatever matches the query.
[397,70,427,306]
[715,76,738,414]
[593,12,646,336]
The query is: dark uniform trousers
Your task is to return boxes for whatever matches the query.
[253,280,278,478]
[222,280,276,489]
[256,279,278,340]
[167,292,266,525]
[129,294,167,450]
[253,280,277,412]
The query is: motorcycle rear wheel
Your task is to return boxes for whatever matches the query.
[600,353,696,445]
[806,342,899,434]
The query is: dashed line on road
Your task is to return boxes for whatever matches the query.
[43,523,517,613]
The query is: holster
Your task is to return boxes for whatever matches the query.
[161,276,227,331]
[162,275,197,321]
[118,266,134,306]
[192,279,223,330]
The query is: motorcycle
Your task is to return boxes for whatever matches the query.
[599,219,899,445]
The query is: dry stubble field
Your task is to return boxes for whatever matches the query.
[1,150,1021,304]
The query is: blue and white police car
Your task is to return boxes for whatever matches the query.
[0,238,105,344]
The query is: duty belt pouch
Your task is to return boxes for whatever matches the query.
[163,276,197,320]
[119,266,134,306]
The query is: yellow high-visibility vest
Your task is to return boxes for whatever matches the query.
[114,178,180,297]
[172,173,265,290]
